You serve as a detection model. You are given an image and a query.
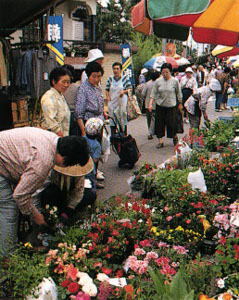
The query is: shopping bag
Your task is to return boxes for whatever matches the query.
[176,109,184,133]
[127,95,142,121]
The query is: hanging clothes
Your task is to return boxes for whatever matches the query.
[33,48,59,100]
[0,41,8,86]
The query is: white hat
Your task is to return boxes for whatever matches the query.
[53,157,94,177]
[85,49,104,63]
[185,67,193,73]
[85,118,104,136]
[140,68,148,74]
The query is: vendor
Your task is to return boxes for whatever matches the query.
[0,127,89,256]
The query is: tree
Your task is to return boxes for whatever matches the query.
[131,32,162,77]
[96,0,133,43]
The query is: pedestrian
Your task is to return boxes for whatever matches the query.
[184,84,214,130]
[81,49,104,83]
[138,68,148,84]
[41,67,71,137]
[180,67,198,123]
[105,62,132,136]
[197,65,206,87]
[142,71,160,140]
[148,63,183,148]
[63,64,82,135]
[0,127,89,256]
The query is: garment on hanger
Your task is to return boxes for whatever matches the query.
[0,41,8,86]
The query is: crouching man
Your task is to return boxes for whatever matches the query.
[0,127,89,256]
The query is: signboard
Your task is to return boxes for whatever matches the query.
[47,16,64,65]
[120,43,135,86]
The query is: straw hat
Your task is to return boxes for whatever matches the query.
[53,157,94,177]
[85,49,104,63]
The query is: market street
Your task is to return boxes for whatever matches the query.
[98,98,232,201]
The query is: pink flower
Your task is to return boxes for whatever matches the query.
[75,292,91,300]
[185,219,191,224]
[138,261,148,274]
[160,265,177,276]
[158,242,169,248]
[145,251,158,261]
[156,256,170,266]
[164,206,169,212]
[134,248,146,256]
[172,245,188,255]
[175,213,183,217]
[166,216,173,222]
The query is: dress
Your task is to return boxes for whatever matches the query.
[41,87,70,136]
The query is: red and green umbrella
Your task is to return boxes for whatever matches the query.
[131,0,239,45]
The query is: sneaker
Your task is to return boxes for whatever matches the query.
[184,119,189,124]
[215,109,222,112]
[148,134,153,140]
[96,170,105,181]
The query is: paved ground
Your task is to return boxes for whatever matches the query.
[97,98,232,201]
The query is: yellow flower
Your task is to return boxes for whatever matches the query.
[175,226,184,231]
[24,242,33,248]
[150,226,157,233]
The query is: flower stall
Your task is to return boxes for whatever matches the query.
[1,118,239,299]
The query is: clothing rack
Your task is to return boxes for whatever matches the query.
[11,40,55,47]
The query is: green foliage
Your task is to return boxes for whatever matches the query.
[0,247,49,297]
[131,32,162,76]
[149,268,195,300]
[96,0,133,43]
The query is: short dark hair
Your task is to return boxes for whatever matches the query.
[57,136,89,166]
[112,62,122,70]
[224,67,231,74]
[161,63,172,72]
[150,71,160,81]
[85,62,104,78]
[63,64,75,82]
[49,67,72,86]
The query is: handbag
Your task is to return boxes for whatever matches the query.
[127,95,142,121]
[176,109,184,134]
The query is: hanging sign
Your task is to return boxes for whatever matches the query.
[120,43,135,86]
[47,16,64,65]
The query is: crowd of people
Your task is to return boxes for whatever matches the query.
[138,62,239,145]
[1,47,239,258]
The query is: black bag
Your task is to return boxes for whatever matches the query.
[176,109,184,134]
[110,115,140,168]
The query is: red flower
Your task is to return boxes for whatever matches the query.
[185,219,191,224]
[116,269,124,277]
[139,239,151,247]
[108,237,115,243]
[61,279,71,288]
[233,245,239,259]
[219,236,227,245]
[106,253,113,259]
[132,203,140,212]
[93,261,103,268]
[67,282,80,294]
[66,264,78,281]
[194,202,204,208]
[102,267,113,275]
[111,230,119,236]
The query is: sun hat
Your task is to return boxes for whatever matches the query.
[85,49,104,63]
[185,67,193,73]
[53,157,94,177]
[140,68,148,74]
[85,118,104,136]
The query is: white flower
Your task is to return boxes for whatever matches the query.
[78,273,93,286]
[53,206,58,212]
[144,205,150,209]
[49,210,54,215]
[45,204,49,209]
[128,203,132,208]
[138,219,143,223]
[97,273,109,282]
[82,283,97,297]
[216,278,225,289]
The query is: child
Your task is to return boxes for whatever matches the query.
[85,118,104,189]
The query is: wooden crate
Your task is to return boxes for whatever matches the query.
[17,98,29,121]
[11,102,18,123]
